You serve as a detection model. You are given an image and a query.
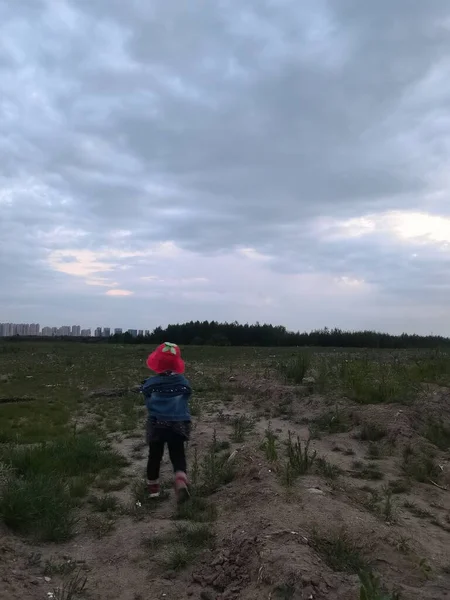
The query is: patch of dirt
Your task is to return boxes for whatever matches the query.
[1,359,450,600]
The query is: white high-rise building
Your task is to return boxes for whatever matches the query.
[71,325,81,336]
[95,327,102,337]
[103,327,111,337]
[81,329,91,336]
[114,328,123,335]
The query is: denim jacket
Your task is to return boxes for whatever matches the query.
[141,373,192,422]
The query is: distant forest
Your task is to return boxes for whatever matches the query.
[3,321,450,349]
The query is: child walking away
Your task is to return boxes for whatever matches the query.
[141,342,191,504]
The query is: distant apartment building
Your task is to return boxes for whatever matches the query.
[103,328,111,337]
[127,329,138,337]
[114,328,123,335]
[42,327,52,336]
[80,329,91,337]
[144,330,150,337]
[0,323,13,336]
[71,325,81,336]
[94,327,102,337]
[138,330,144,336]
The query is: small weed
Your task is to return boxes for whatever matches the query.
[418,557,432,580]
[262,424,278,462]
[164,545,191,571]
[310,527,368,573]
[280,461,295,488]
[394,535,410,554]
[381,489,395,522]
[51,568,88,600]
[230,415,254,442]
[286,432,316,476]
[358,423,387,442]
[200,433,235,495]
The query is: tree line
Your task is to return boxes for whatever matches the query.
[4,321,450,349]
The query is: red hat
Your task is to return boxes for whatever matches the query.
[146,342,185,374]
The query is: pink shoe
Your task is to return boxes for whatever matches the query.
[174,471,190,504]
[147,480,160,498]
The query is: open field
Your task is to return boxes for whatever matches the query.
[1,341,450,600]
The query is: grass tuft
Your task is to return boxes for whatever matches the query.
[310,527,368,573]
[0,473,76,541]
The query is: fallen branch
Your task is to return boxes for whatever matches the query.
[428,479,448,491]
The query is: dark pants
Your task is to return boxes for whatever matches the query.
[147,430,187,481]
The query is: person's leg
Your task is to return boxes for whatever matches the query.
[147,440,165,497]
[167,435,189,503]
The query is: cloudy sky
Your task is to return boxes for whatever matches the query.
[2,0,450,335]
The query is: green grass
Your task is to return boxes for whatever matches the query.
[0,434,127,480]
[310,527,369,573]
[0,434,127,541]
[339,358,416,405]
[0,473,76,541]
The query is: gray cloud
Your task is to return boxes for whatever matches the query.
[1,0,450,333]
